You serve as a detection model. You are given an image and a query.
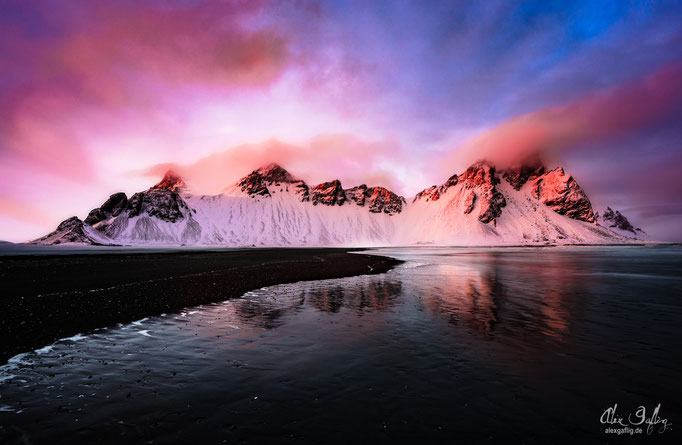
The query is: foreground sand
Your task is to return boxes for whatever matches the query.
[0,248,401,362]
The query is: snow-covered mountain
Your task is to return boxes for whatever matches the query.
[596,207,648,239]
[32,160,648,246]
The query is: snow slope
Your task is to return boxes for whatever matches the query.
[32,162,647,247]
[398,180,626,245]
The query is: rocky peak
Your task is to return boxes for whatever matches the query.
[127,189,188,222]
[153,170,185,192]
[442,173,459,189]
[366,187,406,215]
[237,171,270,197]
[460,160,499,188]
[460,161,506,224]
[346,184,368,206]
[255,163,298,184]
[312,180,346,206]
[414,160,505,224]
[531,168,595,223]
[502,154,546,190]
[237,163,309,199]
[345,184,405,215]
[32,216,94,245]
[56,216,84,232]
[413,174,459,203]
[85,192,128,226]
[413,185,440,202]
[599,207,643,235]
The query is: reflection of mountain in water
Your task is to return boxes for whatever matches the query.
[416,251,591,341]
[234,277,402,329]
[307,279,401,313]
[421,265,503,336]
[232,250,590,343]
[235,288,306,330]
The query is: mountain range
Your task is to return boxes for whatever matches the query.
[32,157,648,246]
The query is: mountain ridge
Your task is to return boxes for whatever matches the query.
[31,160,649,246]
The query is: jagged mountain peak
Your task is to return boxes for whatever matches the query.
[344,184,406,215]
[598,207,645,236]
[235,163,304,198]
[531,168,595,223]
[32,216,97,245]
[461,159,500,187]
[32,158,647,247]
[153,170,186,192]
[502,154,546,190]
[413,159,505,224]
[84,192,128,226]
[255,162,299,183]
[312,180,346,206]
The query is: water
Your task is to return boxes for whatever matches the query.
[1,246,681,443]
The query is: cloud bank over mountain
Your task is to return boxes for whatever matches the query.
[1,1,681,241]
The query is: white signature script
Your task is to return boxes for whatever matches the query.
[600,403,671,435]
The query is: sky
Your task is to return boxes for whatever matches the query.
[1,0,682,241]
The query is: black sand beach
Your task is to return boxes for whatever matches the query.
[0,248,401,362]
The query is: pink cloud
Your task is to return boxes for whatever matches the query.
[0,196,51,227]
[436,61,682,176]
[52,3,289,93]
[0,0,291,182]
[144,134,406,194]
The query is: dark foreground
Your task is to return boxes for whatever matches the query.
[1,245,681,444]
[0,248,401,362]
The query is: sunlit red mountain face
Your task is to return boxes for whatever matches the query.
[30,160,649,247]
[1,0,681,242]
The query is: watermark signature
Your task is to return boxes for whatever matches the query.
[600,403,672,435]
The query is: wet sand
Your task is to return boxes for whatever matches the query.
[0,248,401,362]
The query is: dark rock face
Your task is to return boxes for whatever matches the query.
[463,190,476,215]
[345,185,405,215]
[502,154,546,190]
[413,174,458,203]
[460,161,506,224]
[238,172,270,197]
[127,189,188,222]
[237,163,310,201]
[84,192,128,226]
[461,161,498,187]
[256,163,298,184]
[346,185,368,206]
[413,161,506,224]
[153,170,185,192]
[366,187,406,214]
[477,186,507,224]
[312,180,346,206]
[531,168,595,223]
[600,207,643,234]
[33,217,94,245]
[414,185,439,202]
[235,163,404,212]
[293,181,310,202]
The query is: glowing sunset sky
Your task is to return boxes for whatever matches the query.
[1,0,681,241]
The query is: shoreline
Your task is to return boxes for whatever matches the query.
[0,248,402,363]
[0,241,673,258]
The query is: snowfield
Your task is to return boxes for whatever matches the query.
[31,162,649,247]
